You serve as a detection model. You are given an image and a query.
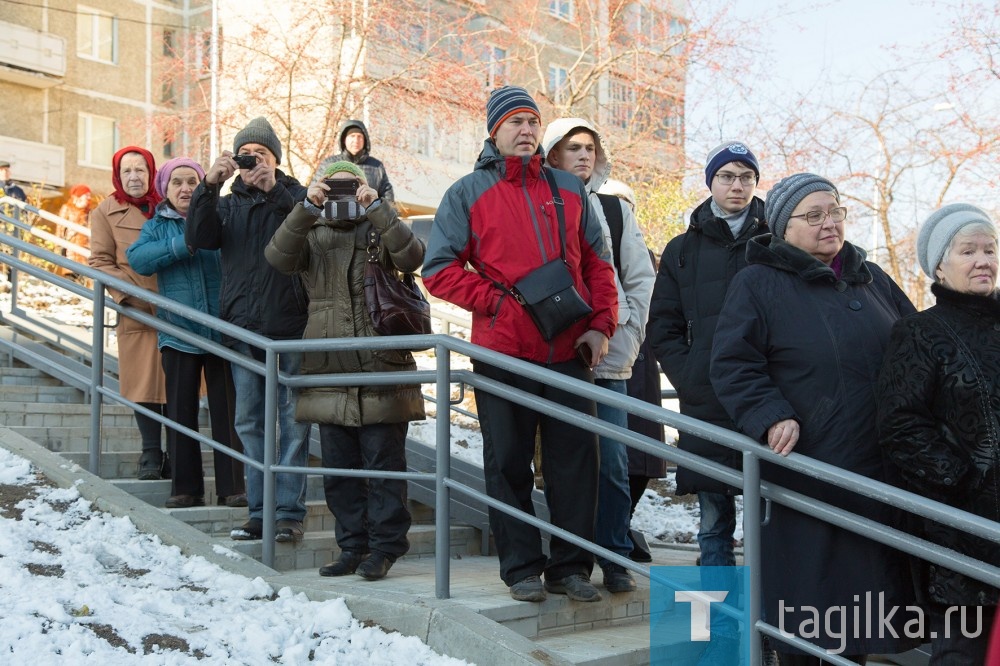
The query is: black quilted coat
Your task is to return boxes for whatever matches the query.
[877,282,1000,607]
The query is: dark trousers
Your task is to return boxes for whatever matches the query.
[319,421,411,559]
[929,603,994,665]
[161,348,244,499]
[472,359,599,586]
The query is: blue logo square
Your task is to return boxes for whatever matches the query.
[650,566,750,665]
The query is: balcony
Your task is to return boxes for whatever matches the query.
[0,19,66,88]
[0,135,65,189]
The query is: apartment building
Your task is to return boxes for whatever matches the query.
[0,0,211,201]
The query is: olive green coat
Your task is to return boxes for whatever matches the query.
[265,201,426,426]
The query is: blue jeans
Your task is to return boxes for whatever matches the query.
[697,491,737,566]
[594,378,633,566]
[230,342,309,522]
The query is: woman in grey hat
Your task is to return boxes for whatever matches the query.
[878,203,999,665]
[709,173,921,663]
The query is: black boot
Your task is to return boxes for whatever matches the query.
[319,550,369,577]
[356,551,395,580]
[137,449,163,481]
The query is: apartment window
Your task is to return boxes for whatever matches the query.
[163,133,174,159]
[161,79,175,105]
[402,23,427,53]
[162,29,175,57]
[78,113,117,168]
[608,78,636,129]
[548,65,569,104]
[77,6,117,63]
[549,0,573,21]
[485,46,507,88]
[668,18,686,55]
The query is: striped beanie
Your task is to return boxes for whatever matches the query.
[486,86,540,137]
[764,173,839,240]
[917,203,994,277]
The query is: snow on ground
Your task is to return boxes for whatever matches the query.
[0,446,469,665]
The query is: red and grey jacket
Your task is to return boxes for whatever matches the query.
[422,140,617,364]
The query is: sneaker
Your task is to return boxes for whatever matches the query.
[509,575,546,602]
[319,550,369,577]
[601,563,637,593]
[356,551,395,580]
[164,495,205,509]
[544,573,601,602]
[137,450,163,481]
[230,518,263,541]
[274,519,304,543]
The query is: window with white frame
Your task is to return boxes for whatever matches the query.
[77,5,117,63]
[607,78,637,129]
[548,65,569,104]
[549,0,573,21]
[485,46,507,88]
[78,113,117,168]
[668,18,686,55]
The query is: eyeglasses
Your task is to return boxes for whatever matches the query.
[788,207,848,226]
[715,173,757,186]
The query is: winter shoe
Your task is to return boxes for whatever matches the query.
[601,563,638,593]
[165,495,205,509]
[509,575,546,602]
[220,493,248,508]
[544,573,601,602]
[319,550,369,577]
[137,449,163,480]
[274,519,304,543]
[230,518,263,541]
[628,528,653,562]
[356,551,395,580]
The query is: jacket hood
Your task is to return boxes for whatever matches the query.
[338,119,371,158]
[541,117,610,193]
[747,234,872,284]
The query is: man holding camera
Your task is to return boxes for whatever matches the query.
[422,86,618,603]
[186,116,311,543]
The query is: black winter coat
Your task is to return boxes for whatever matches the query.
[878,283,1000,607]
[186,171,309,342]
[710,236,920,655]
[648,196,766,494]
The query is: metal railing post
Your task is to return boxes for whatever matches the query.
[743,451,762,666]
[88,283,107,476]
[434,343,452,599]
[262,347,278,567]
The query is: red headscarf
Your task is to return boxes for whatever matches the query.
[111,146,160,219]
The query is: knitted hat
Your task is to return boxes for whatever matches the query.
[705,141,760,189]
[322,160,368,184]
[486,86,540,137]
[917,203,994,278]
[154,157,206,198]
[68,184,91,198]
[765,173,839,239]
[233,117,282,165]
[0,160,10,168]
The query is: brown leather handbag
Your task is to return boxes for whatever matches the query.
[363,229,432,337]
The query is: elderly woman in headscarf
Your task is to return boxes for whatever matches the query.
[878,204,1000,665]
[265,161,425,582]
[709,173,921,664]
[126,157,246,510]
[88,146,168,480]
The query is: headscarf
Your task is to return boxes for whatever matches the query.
[111,146,160,218]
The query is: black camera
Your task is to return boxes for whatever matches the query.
[323,178,363,220]
[233,154,258,169]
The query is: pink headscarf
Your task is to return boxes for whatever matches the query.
[154,157,206,199]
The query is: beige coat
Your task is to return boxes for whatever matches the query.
[88,197,166,404]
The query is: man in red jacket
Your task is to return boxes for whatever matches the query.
[422,86,618,603]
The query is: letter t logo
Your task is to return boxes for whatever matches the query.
[675,591,729,641]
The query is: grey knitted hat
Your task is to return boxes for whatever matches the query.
[233,117,282,165]
[764,173,839,239]
[916,203,994,278]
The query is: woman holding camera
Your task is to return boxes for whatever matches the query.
[265,161,425,581]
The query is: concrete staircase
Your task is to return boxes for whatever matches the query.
[0,338,696,665]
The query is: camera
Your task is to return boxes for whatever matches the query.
[323,178,363,220]
[233,154,258,169]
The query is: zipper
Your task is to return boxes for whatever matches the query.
[686,320,693,346]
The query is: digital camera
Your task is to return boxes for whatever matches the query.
[323,178,363,220]
[233,154,258,169]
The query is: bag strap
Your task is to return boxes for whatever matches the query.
[542,167,568,261]
[596,192,624,274]
[366,229,380,263]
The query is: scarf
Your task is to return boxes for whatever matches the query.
[111,146,160,219]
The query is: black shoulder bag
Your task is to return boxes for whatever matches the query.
[507,169,593,340]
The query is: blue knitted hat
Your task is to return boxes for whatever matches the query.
[705,141,760,189]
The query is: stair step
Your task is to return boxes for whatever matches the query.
[0,402,136,427]
[0,384,85,403]
[0,366,65,386]
[533,622,655,665]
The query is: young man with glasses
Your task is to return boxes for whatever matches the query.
[648,141,768,659]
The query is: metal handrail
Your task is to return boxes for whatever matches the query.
[0,203,996,664]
